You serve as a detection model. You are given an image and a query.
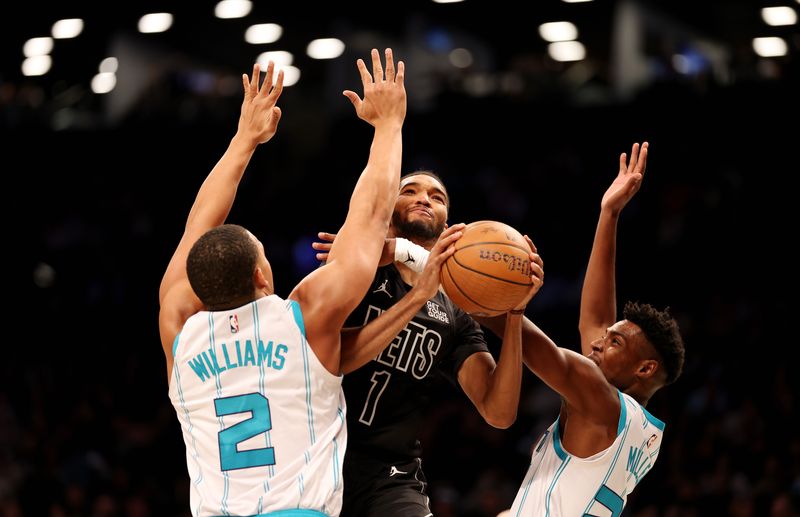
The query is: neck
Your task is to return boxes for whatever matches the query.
[623,385,656,407]
[206,292,265,312]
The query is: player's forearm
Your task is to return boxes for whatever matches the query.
[185,133,258,230]
[348,125,403,225]
[579,208,619,353]
[480,313,524,428]
[340,286,428,374]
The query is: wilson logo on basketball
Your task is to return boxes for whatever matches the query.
[478,249,531,276]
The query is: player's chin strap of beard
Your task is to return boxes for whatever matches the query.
[394,237,429,273]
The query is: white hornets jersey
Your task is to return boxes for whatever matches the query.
[510,391,664,517]
[168,295,346,517]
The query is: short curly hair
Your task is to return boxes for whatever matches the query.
[623,301,685,385]
[186,224,258,309]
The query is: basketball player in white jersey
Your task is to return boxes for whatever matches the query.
[158,49,406,517]
[482,142,686,516]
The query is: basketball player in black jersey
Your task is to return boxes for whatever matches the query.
[314,171,544,516]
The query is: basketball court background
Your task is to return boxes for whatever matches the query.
[3,1,797,515]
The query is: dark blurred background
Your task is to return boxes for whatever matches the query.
[2,1,798,515]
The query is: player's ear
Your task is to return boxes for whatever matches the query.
[636,359,659,380]
[254,267,272,293]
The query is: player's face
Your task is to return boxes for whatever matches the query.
[587,320,651,390]
[392,175,448,241]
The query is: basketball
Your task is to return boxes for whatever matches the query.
[440,220,533,317]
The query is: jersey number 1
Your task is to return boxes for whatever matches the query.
[214,393,275,471]
[358,370,391,425]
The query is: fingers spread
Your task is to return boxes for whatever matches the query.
[384,48,395,81]
[636,142,649,176]
[250,63,261,97]
[370,48,383,81]
[627,142,640,172]
[356,58,371,86]
[343,90,362,109]
[396,61,405,85]
[260,61,275,95]
[269,69,284,101]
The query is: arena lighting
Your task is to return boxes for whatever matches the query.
[215,0,252,19]
[99,57,118,74]
[539,21,579,42]
[761,6,797,26]
[752,37,788,57]
[432,0,465,3]
[23,37,53,58]
[306,38,345,59]
[245,23,282,44]
[562,0,593,3]
[52,18,84,39]
[449,48,473,68]
[138,13,174,34]
[91,72,117,94]
[257,51,293,67]
[548,40,586,61]
[22,55,52,76]
[277,65,300,86]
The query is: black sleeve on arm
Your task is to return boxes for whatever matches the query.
[438,308,489,386]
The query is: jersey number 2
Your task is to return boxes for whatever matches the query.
[214,393,275,471]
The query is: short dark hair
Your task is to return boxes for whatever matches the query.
[623,301,685,385]
[186,224,259,309]
[400,170,450,209]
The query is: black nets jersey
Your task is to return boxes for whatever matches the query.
[342,264,489,461]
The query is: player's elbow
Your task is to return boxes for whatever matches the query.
[484,410,517,429]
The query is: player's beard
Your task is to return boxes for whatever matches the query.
[392,210,445,243]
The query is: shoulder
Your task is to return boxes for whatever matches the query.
[159,279,203,355]
[623,393,666,433]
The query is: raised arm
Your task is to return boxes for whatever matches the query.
[158,63,283,370]
[159,63,284,305]
[579,142,648,354]
[290,49,406,373]
[339,225,464,373]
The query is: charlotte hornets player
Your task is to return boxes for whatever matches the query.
[158,50,406,517]
[483,142,686,516]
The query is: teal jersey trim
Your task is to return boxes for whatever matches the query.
[552,418,568,461]
[642,406,666,431]
[289,300,306,338]
[617,390,628,436]
[172,332,181,356]
[214,510,329,517]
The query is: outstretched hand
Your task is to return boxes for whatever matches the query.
[343,48,406,128]
[238,61,284,147]
[601,142,648,214]
[511,235,544,313]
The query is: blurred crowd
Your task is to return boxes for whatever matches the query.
[2,57,798,516]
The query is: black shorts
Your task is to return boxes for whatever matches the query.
[341,450,431,517]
